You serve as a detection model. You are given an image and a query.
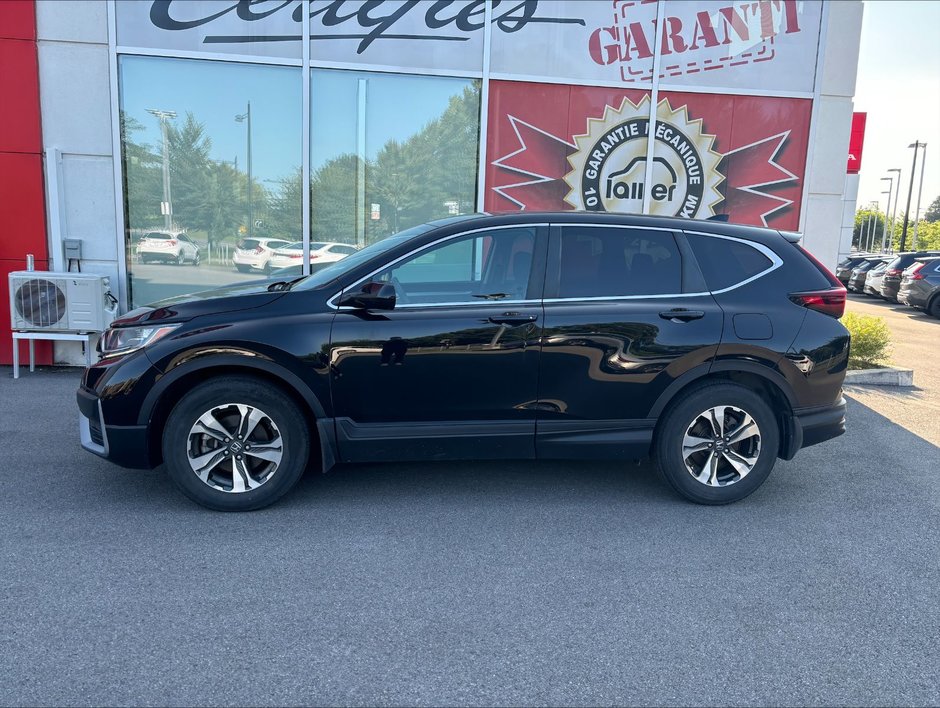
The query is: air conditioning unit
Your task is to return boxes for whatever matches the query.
[9,271,117,333]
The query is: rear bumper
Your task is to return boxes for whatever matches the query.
[780,397,846,460]
[77,386,152,469]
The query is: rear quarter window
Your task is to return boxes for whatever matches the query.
[685,232,773,291]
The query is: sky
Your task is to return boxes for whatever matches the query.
[854,0,940,218]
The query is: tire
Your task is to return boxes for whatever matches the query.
[655,382,780,505]
[928,295,940,319]
[235,264,250,273]
[192,251,201,266]
[162,376,311,511]
[175,252,184,266]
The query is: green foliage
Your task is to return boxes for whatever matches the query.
[925,195,940,223]
[842,312,892,369]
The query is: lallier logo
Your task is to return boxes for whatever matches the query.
[492,97,800,226]
[588,0,803,83]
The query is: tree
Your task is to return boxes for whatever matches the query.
[120,111,162,232]
[166,112,213,234]
[925,195,940,223]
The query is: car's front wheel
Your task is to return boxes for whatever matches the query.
[162,377,311,511]
[655,382,779,504]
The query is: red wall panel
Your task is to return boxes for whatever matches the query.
[0,0,36,41]
[0,37,42,153]
[0,152,47,261]
[1,1,50,367]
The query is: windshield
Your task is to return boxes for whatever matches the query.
[291,224,435,291]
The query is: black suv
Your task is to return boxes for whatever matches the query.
[78,213,849,510]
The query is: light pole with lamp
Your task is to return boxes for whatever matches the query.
[879,190,892,251]
[911,143,927,250]
[146,108,177,231]
[886,167,901,251]
[879,175,894,251]
[899,141,925,252]
[235,102,253,239]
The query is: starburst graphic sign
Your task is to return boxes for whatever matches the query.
[486,82,811,230]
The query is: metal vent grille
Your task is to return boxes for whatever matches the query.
[13,277,68,328]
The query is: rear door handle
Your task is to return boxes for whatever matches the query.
[489,313,538,326]
[659,309,705,322]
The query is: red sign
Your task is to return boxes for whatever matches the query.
[485,80,812,230]
[846,112,866,174]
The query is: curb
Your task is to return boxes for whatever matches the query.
[844,366,914,387]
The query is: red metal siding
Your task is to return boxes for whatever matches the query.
[1,0,50,366]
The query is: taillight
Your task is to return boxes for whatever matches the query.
[789,288,846,318]
[167,240,177,246]
[909,263,926,280]
[290,253,302,259]
[310,253,320,260]
[886,268,901,277]
[254,246,264,254]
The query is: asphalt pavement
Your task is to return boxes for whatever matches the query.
[1,367,938,706]
[844,293,940,445]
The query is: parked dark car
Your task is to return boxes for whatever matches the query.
[77,212,849,510]
[898,257,940,317]
[835,254,877,285]
[881,251,940,301]
[846,257,886,293]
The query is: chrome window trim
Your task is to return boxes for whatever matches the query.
[328,223,548,310]
[329,223,784,310]
[681,230,784,295]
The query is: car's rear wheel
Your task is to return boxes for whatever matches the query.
[175,252,184,266]
[192,251,201,266]
[928,295,940,319]
[655,382,779,504]
[162,377,310,511]
[235,264,249,273]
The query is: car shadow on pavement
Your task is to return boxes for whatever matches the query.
[846,293,939,324]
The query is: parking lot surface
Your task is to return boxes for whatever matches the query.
[1,367,938,707]
[845,293,940,445]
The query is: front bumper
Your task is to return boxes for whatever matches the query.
[77,385,153,469]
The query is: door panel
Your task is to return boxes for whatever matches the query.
[329,225,546,462]
[536,225,723,459]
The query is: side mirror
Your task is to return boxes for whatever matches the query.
[338,281,397,310]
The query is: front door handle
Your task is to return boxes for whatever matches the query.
[659,309,705,322]
[489,313,538,326]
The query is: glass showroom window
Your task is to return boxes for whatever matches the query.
[119,56,301,307]
[311,70,481,249]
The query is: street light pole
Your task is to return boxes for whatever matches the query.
[879,176,894,252]
[880,190,891,251]
[899,141,924,252]
[147,108,177,231]
[912,143,927,250]
[235,102,253,239]
[887,168,901,251]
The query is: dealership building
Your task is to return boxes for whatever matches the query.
[2,0,864,366]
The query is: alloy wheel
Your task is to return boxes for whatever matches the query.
[186,403,284,493]
[681,405,761,487]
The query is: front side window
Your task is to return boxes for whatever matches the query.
[372,227,537,306]
[553,227,682,298]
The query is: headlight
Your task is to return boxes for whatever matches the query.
[100,324,180,356]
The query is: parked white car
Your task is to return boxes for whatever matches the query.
[267,241,358,270]
[232,237,292,273]
[864,261,888,297]
[137,231,201,266]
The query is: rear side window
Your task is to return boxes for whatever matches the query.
[238,239,259,250]
[686,232,773,292]
[554,227,681,298]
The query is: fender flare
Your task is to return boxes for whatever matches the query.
[647,359,797,419]
[140,352,338,471]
